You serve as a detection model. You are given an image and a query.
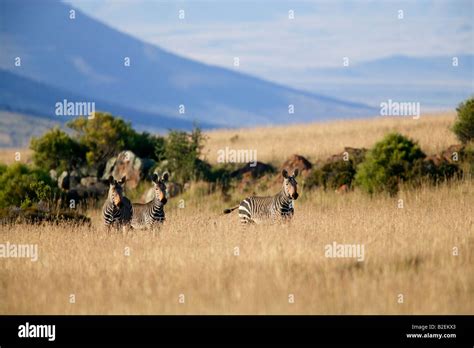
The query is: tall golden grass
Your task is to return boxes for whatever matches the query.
[0,112,472,314]
[1,180,472,314]
[204,112,457,166]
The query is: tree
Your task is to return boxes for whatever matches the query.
[128,131,165,161]
[30,127,85,172]
[355,133,426,195]
[164,127,207,185]
[67,113,134,168]
[452,97,474,144]
[67,113,166,169]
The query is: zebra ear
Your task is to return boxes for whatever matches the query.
[108,176,114,185]
[162,172,169,182]
[293,168,299,177]
[152,173,159,183]
[282,169,288,178]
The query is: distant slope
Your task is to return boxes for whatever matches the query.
[302,55,474,108]
[0,111,58,147]
[0,69,214,131]
[0,0,376,129]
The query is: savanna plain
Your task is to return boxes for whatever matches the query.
[0,113,472,314]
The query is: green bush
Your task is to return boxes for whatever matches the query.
[30,127,86,172]
[304,168,323,190]
[462,142,474,176]
[419,158,461,184]
[164,127,209,185]
[67,113,136,167]
[323,160,356,190]
[0,163,57,209]
[304,149,366,191]
[127,130,165,162]
[31,113,166,173]
[452,97,474,144]
[355,133,426,195]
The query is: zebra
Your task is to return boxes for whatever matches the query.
[131,172,169,229]
[102,176,133,230]
[224,169,299,224]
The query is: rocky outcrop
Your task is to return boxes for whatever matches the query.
[280,154,312,177]
[230,161,274,179]
[101,150,155,189]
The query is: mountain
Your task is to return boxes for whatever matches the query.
[0,0,376,130]
[301,55,474,108]
[0,69,214,131]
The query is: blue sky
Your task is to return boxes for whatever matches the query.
[66,0,473,91]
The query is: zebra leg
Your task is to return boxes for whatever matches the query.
[239,216,254,225]
[122,223,132,236]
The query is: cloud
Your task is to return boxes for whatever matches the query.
[71,56,116,83]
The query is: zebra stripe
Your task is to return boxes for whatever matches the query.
[224,169,299,224]
[102,176,133,229]
[131,172,168,229]
[102,197,133,227]
[131,199,166,229]
[238,190,294,224]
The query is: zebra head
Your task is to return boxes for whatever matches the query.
[152,172,169,205]
[108,176,126,207]
[282,169,299,200]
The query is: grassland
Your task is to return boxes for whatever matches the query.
[0,112,472,314]
[204,112,457,166]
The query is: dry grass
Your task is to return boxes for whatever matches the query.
[1,112,472,314]
[0,148,33,165]
[0,112,456,167]
[1,180,472,314]
[204,112,457,166]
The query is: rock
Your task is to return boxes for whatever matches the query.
[101,150,155,189]
[58,171,70,190]
[142,187,155,203]
[62,183,106,210]
[441,144,464,163]
[231,161,274,179]
[102,156,117,181]
[280,154,312,177]
[141,182,180,204]
[424,154,443,167]
[327,147,367,164]
[335,184,350,194]
[422,153,461,182]
[68,170,82,188]
[80,176,98,187]
[167,182,181,197]
[49,169,58,181]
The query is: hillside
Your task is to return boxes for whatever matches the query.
[0,112,458,165]
[0,111,58,148]
[0,70,212,132]
[0,0,375,129]
[204,112,458,166]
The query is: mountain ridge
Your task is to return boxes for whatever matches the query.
[0,0,377,129]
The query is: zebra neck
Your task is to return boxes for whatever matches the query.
[152,198,164,207]
[276,190,292,207]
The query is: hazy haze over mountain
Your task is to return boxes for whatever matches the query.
[0,0,378,130]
